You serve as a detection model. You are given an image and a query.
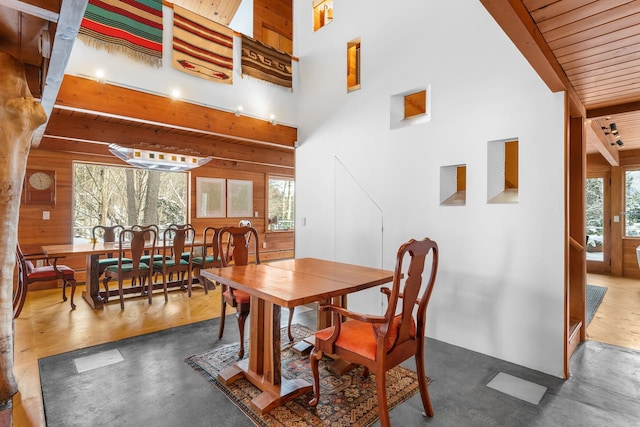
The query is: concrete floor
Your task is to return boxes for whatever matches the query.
[39,309,640,426]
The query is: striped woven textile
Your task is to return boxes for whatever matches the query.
[172,5,234,84]
[241,35,292,88]
[78,0,163,67]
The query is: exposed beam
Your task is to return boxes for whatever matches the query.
[587,101,640,119]
[480,0,585,117]
[54,75,298,148]
[588,119,619,166]
[31,0,88,146]
[3,0,59,22]
[36,138,294,175]
[43,112,294,168]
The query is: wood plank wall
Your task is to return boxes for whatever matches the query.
[254,0,293,54]
[19,145,294,284]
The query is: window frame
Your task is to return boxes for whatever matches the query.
[266,174,295,233]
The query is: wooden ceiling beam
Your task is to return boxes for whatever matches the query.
[54,75,298,148]
[35,138,293,175]
[480,0,585,117]
[588,119,619,166]
[43,112,294,168]
[587,101,640,119]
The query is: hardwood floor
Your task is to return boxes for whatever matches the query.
[12,283,224,427]
[586,273,640,351]
[9,273,639,426]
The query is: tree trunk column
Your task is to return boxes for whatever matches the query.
[0,51,47,424]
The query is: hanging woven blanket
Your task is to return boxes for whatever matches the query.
[172,5,234,83]
[241,34,292,88]
[78,0,163,67]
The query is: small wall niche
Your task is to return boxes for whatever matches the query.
[313,0,333,31]
[347,38,361,92]
[390,86,431,129]
[487,138,518,204]
[440,164,466,205]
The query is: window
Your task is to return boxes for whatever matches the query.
[73,162,188,241]
[586,177,605,258]
[267,176,295,231]
[625,169,640,236]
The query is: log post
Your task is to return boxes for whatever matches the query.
[0,51,47,424]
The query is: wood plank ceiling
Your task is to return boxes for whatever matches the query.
[523,0,640,158]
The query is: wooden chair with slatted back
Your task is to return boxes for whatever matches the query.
[102,228,156,309]
[152,224,195,300]
[92,225,131,275]
[191,226,224,294]
[308,237,439,427]
[217,225,295,359]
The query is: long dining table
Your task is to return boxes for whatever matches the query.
[200,257,394,415]
[42,239,204,309]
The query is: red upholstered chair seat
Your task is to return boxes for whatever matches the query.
[29,265,75,280]
[315,314,416,360]
[15,245,78,318]
[223,289,250,304]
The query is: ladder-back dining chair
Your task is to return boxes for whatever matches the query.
[102,227,157,309]
[153,224,195,300]
[191,226,224,294]
[91,225,131,276]
[217,225,295,359]
[308,237,439,427]
[14,244,77,317]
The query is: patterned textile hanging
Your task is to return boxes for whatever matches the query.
[172,5,234,83]
[241,34,292,89]
[78,0,163,67]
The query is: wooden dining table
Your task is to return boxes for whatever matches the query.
[200,257,394,415]
[42,239,204,309]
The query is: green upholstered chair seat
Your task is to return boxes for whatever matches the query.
[141,254,169,263]
[153,259,189,268]
[98,257,132,266]
[105,263,150,273]
[191,255,218,265]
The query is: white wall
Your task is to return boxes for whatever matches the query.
[294,0,566,376]
[64,4,299,127]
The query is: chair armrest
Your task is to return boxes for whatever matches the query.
[23,253,67,267]
[319,304,386,324]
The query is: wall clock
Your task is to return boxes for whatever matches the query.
[23,169,56,205]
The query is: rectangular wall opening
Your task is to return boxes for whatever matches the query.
[347,38,361,92]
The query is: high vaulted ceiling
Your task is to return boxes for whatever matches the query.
[2,0,640,165]
[482,0,640,165]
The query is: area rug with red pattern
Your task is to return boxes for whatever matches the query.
[184,324,430,427]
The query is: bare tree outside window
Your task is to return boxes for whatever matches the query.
[268,176,295,231]
[73,163,187,241]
